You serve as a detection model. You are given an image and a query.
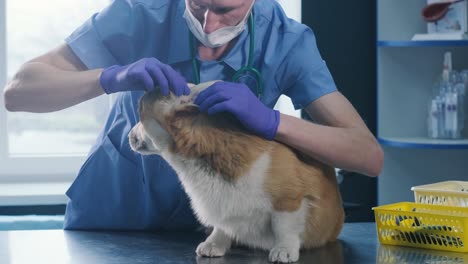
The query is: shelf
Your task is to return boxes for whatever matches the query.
[378,137,468,149]
[378,40,468,47]
[377,48,468,140]
[376,0,468,207]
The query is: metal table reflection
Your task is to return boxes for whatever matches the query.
[0,222,465,263]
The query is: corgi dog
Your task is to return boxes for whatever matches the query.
[128,81,344,263]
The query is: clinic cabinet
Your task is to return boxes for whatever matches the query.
[377,0,468,205]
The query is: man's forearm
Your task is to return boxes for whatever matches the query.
[275,113,383,177]
[3,62,104,113]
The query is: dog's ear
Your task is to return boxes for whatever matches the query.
[164,106,265,181]
[164,104,198,129]
[190,80,221,95]
[164,105,209,166]
[164,104,201,141]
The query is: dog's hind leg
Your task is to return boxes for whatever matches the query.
[268,200,309,263]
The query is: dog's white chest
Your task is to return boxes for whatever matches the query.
[168,152,276,247]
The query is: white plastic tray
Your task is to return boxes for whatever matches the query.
[411,181,468,207]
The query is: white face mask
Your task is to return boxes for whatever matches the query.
[183,0,254,48]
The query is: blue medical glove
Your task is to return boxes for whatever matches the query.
[99,58,190,96]
[194,81,280,140]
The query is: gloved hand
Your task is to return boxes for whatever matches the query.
[99,57,190,96]
[194,81,280,140]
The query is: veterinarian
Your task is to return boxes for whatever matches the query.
[3,0,383,230]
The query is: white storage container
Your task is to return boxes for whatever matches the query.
[411,181,468,207]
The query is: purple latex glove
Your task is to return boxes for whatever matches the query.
[194,81,280,140]
[99,57,190,96]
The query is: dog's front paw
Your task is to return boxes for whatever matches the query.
[268,246,299,263]
[196,241,228,257]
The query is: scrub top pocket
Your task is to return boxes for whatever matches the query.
[64,134,146,230]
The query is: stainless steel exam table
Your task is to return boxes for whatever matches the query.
[0,222,462,264]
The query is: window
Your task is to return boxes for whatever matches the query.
[0,0,109,182]
[277,0,302,23]
[0,0,302,183]
[274,0,302,118]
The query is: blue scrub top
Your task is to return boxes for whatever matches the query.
[63,0,337,230]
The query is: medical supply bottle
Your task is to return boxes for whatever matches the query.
[428,51,465,139]
[461,70,468,137]
[428,99,439,138]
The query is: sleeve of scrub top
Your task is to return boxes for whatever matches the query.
[65,0,146,70]
[275,29,338,110]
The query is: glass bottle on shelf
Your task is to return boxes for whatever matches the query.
[427,52,465,140]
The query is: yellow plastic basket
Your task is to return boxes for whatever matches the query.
[412,181,468,207]
[373,202,468,252]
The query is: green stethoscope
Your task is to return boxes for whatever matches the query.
[189,13,263,98]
